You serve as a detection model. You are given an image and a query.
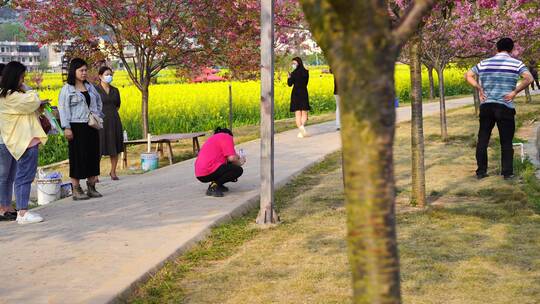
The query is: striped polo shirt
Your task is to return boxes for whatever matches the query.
[471,52,529,109]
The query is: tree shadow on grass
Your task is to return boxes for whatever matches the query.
[399,199,540,302]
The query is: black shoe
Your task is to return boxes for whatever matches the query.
[476,173,489,180]
[0,211,16,221]
[217,185,229,192]
[206,183,224,197]
[503,174,515,180]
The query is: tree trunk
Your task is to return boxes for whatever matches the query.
[305,27,402,303]
[298,0,434,302]
[427,65,435,100]
[435,67,448,141]
[525,86,532,103]
[473,74,480,116]
[141,82,150,138]
[228,83,233,130]
[473,87,480,116]
[410,35,427,208]
[339,58,401,304]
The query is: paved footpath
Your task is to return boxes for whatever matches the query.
[0,97,473,304]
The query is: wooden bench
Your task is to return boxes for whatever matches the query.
[121,132,206,168]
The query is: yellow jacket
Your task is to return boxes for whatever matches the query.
[0,90,48,160]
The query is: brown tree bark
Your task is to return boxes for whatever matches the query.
[473,75,480,116]
[141,81,150,137]
[435,67,448,141]
[410,35,427,207]
[427,64,435,100]
[525,86,532,103]
[298,1,435,303]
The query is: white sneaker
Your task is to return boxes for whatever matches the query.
[16,211,44,225]
[297,132,304,138]
[299,125,308,137]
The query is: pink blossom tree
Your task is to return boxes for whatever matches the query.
[421,1,457,141]
[451,0,540,60]
[451,0,540,103]
[16,0,228,136]
[16,0,305,136]
[417,0,540,137]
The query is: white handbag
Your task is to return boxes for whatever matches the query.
[88,112,103,130]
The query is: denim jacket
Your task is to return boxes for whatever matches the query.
[58,82,104,129]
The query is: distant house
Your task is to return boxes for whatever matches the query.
[0,41,41,71]
[40,43,72,72]
[192,68,225,83]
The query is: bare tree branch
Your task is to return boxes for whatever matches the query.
[392,0,436,47]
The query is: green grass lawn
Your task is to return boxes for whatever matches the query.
[125,97,540,304]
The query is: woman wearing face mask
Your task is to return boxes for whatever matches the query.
[287,57,310,138]
[95,66,124,180]
[58,58,104,200]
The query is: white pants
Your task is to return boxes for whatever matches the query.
[334,95,341,129]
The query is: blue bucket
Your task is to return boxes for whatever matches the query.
[141,152,159,171]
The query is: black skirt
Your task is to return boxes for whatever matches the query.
[68,123,101,179]
[290,90,311,112]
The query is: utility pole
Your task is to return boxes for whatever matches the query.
[256,0,279,224]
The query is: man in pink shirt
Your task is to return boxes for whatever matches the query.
[195,127,245,197]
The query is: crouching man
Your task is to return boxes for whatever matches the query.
[195,127,245,197]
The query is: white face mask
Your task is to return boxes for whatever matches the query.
[291,63,298,70]
[103,75,113,84]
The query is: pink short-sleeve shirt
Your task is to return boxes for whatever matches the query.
[195,133,236,177]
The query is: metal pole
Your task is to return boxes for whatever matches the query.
[256,0,279,224]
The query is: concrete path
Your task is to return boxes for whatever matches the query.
[0,97,474,304]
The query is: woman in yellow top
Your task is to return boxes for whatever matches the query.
[0,61,48,224]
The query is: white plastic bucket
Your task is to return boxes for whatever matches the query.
[141,152,159,171]
[37,178,62,205]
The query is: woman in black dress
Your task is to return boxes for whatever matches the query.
[287,57,310,138]
[58,58,104,200]
[96,66,124,180]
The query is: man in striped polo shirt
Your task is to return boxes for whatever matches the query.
[466,38,534,180]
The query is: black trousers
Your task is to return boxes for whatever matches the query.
[197,163,243,186]
[476,103,516,176]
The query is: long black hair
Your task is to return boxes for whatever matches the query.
[67,58,88,85]
[0,63,5,77]
[0,61,26,98]
[214,127,233,137]
[292,57,306,71]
